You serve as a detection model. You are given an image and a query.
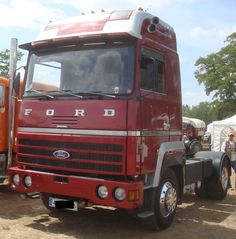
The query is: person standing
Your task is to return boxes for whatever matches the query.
[221,132,236,189]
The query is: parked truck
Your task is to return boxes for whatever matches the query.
[0,76,19,183]
[182,116,206,154]
[0,40,20,183]
[0,38,23,184]
[8,9,231,230]
[0,77,9,182]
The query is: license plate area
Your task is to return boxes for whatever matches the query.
[49,197,78,211]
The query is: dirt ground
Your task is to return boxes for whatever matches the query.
[0,186,236,239]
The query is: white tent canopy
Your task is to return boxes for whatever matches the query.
[210,114,236,152]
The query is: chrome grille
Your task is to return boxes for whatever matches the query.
[17,136,125,175]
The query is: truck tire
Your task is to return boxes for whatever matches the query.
[207,156,230,200]
[141,168,178,230]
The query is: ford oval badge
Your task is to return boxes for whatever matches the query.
[53,150,70,159]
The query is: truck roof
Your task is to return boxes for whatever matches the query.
[20,9,175,50]
[183,117,206,129]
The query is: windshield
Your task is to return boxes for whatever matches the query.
[24,43,135,98]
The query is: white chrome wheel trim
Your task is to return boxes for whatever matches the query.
[159,181,177,218]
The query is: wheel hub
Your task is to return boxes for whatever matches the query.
[160,181,177,218]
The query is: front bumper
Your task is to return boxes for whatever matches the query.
[8,167,143,209]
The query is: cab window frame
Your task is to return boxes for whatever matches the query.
[140,47,165,94]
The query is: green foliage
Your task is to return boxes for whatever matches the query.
[195,32,236,103]
[183,102,217,125]
[183,100,236,125]
[213,100,236,120]
[0,49,24,77]
[194,32,236,120]
[182,104,192,117]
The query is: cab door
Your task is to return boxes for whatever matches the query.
[139,47,170,173]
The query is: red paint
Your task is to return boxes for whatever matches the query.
[8,167,143,208]
[19,99,127,130]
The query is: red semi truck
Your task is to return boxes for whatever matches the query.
[8,9,231,230]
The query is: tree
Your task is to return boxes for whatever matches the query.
[194,32,236,117]
[182,104,192,117]
[0,49,23,77]
[183,102,217,125]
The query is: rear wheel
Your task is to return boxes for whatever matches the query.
[207,157,230,200]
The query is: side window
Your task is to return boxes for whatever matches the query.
[0,85,5,108]
[140,48,165,93]
[141,57,155,91]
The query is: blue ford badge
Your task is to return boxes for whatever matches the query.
[53,150,70,159]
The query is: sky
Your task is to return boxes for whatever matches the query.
[0,0,235,106]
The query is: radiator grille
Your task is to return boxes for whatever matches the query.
[18,139,123,152]
[19,147,122,162]
[19,156,122,172]
[17,137,125,175]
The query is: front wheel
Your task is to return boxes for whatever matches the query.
[141,168,178,230]
[155,168,178,229]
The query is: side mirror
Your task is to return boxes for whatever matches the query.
[13,72,20,95]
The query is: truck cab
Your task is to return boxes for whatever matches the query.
[8,9,231,230]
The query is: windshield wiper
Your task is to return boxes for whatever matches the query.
[25,89,55,99]
[81,91,116,99]
[47,90,83,99]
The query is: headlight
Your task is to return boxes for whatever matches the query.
[97,185,108,199]
[114,187,126,201]
[12,174,20,186]
[24,175,32,187]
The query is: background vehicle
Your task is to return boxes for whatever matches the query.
[0,77,9,182]
[0,78,20,183]
[0,39,21,184]
[182,116,206,153]
[8,9,231,230]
